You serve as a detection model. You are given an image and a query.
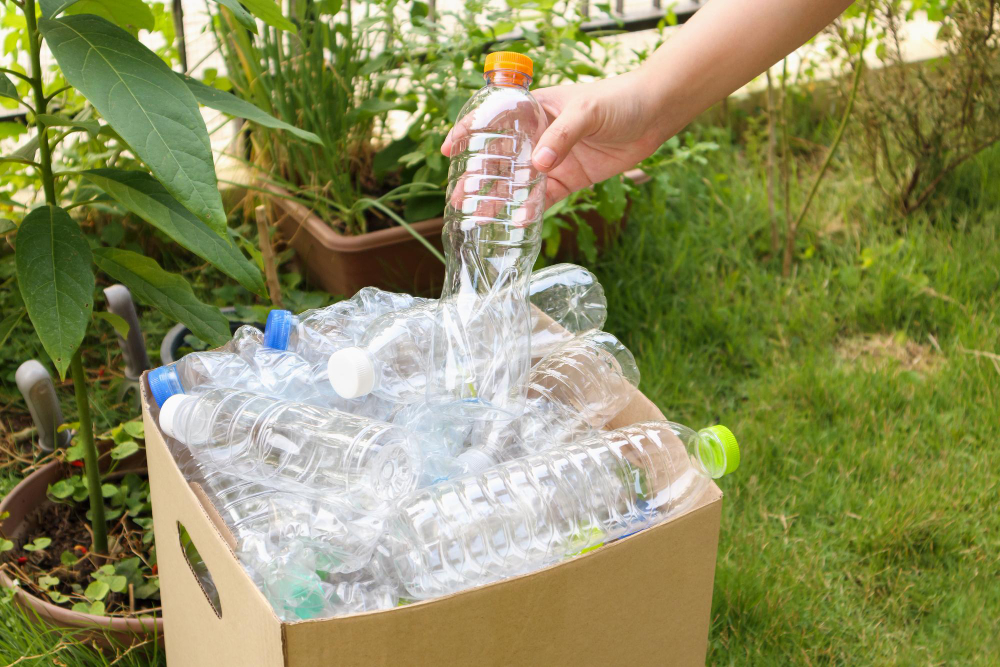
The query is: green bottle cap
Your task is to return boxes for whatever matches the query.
[697,425,740,478]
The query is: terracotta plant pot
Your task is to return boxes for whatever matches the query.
[271,169,649,298]
[0,461,163,647]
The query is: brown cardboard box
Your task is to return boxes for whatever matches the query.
[142,364,723,666]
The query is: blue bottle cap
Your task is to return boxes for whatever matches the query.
[264,309,294,351]
[148,365,184,407]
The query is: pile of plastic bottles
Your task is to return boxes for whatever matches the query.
[148,52,740,621]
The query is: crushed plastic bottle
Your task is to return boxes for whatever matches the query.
[374,421,739,599]
[158,387,421,511]
[457,330,641,473]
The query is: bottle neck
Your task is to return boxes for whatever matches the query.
[485,69,531,89]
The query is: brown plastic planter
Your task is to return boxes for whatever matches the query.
[0,461,163,647]
[271,169,649,298]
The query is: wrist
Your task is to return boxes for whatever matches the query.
[634,60,687,145]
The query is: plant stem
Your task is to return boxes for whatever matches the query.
[783,1,873,277]
[26,0,107,555]
[24,0,56,204]
[766,68,778,255]
[254,204,285,308]
[70,350,108,555]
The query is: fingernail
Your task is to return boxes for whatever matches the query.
[533,147,556,170]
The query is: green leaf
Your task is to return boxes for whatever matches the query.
[0,538,13,553]
[85,579,110,601]
[0,218,15,234]
[65,0,155,32]
[91,248,230,347]
[82,169,266,296]
[100,483,118,498]
[133,578,160,598]
[122,421,144,439]
[15,205,94,379]
[92,310,130,338]
[211,0,258,33]
[35,113,100,140]
[40,15,227,235]
[71,601,92,613]
[33,537,52,550]
[105,575,128,593]
[0,73,18,101]
[110,440,140,460]
[38,575,60,588]
[49,479,76,499]
[594,176,627,224]
[0,309,25,348]
[65,442,85,462]
[39,0,79,18]
[239,0,296,32]
[60,550,78,567]
[180,74,320,145]
[404,192,445,223]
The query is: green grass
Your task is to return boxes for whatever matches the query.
[594,140,1000,664]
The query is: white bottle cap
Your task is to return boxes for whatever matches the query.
[158,393,195,442]
[327,347,376,399]
[456,448,497,476]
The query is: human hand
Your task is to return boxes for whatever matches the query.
[441,69,669,209]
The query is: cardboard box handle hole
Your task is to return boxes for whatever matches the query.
[178,520,223,618]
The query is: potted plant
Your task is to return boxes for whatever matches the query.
[212,0,647,296]
[0,0,299,639]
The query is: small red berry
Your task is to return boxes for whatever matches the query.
[17,556,27,565]
[97,367,105,378]
[151,564,158,575]
[70,460,84,468]
[73,545,88,555]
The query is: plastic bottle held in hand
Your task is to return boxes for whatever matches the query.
[375,421,740,599]
[442,51,547,299]
[157,388,421,511]
[458,331,641,473]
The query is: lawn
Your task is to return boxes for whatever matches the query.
[2,138,998,664]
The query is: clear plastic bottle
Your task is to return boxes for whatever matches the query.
[374,421,740,599]
[441,50,547,300]
[157,388,421,511]
[263,288,427,365]
[458,331,641,473]
[266,264,606,367]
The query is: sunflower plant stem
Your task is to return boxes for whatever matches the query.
[24,0,56,204]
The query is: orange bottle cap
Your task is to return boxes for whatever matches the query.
[484,51,533,78]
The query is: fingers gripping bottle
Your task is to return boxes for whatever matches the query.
[375,421,740,600]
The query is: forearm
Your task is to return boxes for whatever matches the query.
[640,0,855,139]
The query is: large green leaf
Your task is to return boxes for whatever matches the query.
[39,0,78,18]
[40,15,227,235]
[211,0,258,33]
[240,0,297,32]
[15,205,95,378]
[82,169,266,296]
[181,75,322,145]
[92,248,230,347]
[65,0,154,31]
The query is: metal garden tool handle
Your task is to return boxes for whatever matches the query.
[104,284,151,380]
[15,360,71,453]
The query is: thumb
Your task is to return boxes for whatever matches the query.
[532,106,592,173]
